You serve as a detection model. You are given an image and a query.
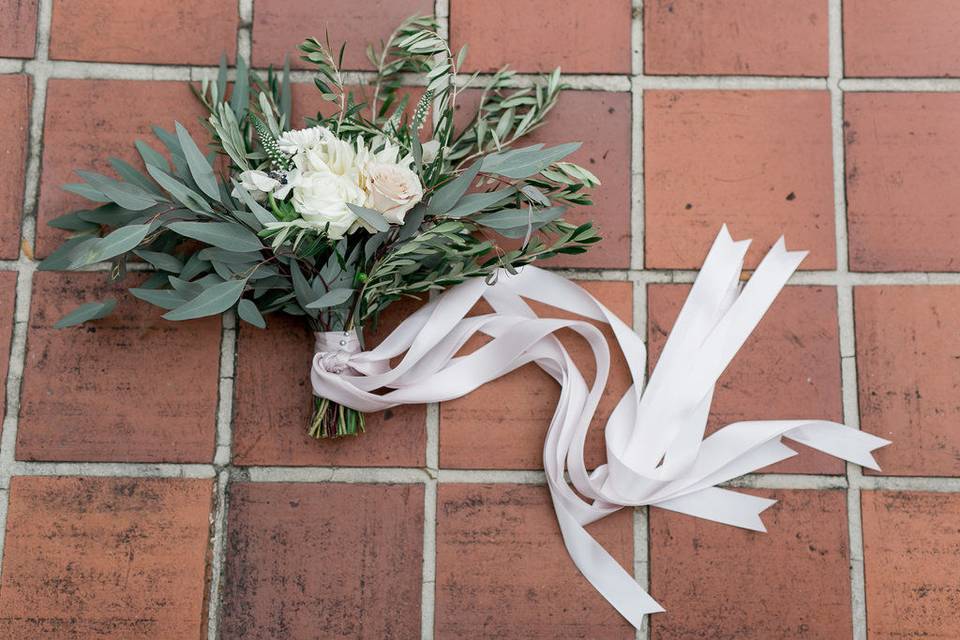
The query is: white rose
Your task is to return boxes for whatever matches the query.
[232,170,280,201]
[291,171,365,239]
[364,162,424,225]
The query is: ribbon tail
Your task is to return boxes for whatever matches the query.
[552,493,665,627]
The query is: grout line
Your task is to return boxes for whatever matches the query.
[0,457,956,489]
[206,470,230,640]
[827,2,868,638]
[205,4,252,638]
[7,259,960,286]
[422,5,447,631]
[0,0,52,579]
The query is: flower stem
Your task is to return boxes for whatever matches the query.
[308,396,366,438]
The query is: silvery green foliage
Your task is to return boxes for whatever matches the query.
[42,15,601,336]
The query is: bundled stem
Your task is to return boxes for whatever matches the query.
[309,397,367,438]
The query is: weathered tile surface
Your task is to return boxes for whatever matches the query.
[221,482,424,639]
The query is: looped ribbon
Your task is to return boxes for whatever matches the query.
[310,226,890,628]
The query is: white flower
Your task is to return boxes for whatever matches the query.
[420,140,441,165]
[364,162,423,225]
[232,170,280,201]
[277,126,326,155]
[290,171,366,239]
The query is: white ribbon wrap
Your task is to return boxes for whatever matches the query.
[311,226,890,628]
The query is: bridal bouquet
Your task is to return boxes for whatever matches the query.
[40,14,893,628]
[41,16,600,438]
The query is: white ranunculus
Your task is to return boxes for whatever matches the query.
[232,170,280,201]
[290,171,366,239]
[364,162,424,225]
[420,140,441,165]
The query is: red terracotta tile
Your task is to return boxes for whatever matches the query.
[0,0,37,58]
[845,92,960,271]
[0,74,29,259]
[844,0,960,77]
[0,476,213,638]
[18,272,221,462]
[523,91,632,269]
[37,79,209,258]
[49,0,237,65]
[435,483,634,639]
[450,0,632,73]
[645,90,835,270]
[252,0,434,70]
[854,286,960,475]
[650,489,851,639]
[645,0,828,77]
[232,297,426,467]
[0,272,15,420]
[648,284,844,474]
[221,482,424,639]
[440,280,633,471]
[450,89,630,269]
[861,491,960,639]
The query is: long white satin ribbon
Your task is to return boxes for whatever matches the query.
[310,225,890,628]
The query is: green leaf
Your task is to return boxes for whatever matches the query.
[129,287,187,310]
[133,250,183,273]
[168,221,262,252]
[135,139,170,173]
[345,203,390,232]
[230,55,250,117]
[145,164,212,213]
[289,260,316,318]
[163,278,247,321]
[472,206,566,238]
[54,299,117,329]
[62,182,109,202]
[444,188,517,218]
[38,236,98,271]
[109,157,163,196]
[305,287,354,309]
[428,161,481,214]
[175,122,220,201]
[78,204,146,227]
[76,170,158,211]
[237,298,266,328]
[481,143,581,179]
[99,223,151,258]
[47,211,100,232]
[233,181,276,226]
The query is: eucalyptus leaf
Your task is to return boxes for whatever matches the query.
[54,299,117,329]
[168,221,262,252]
[47,211,100,232]
[305,287,354,309]
[146,164,212,213]
[444,188,516,218]
[427,160,481,214]
[135,139,170,173]
[175,122,220,201]
[38,236,98,271]
[480,143,580,179]
[133,249,183,273]
[163,278,247,321]
[346,204,390,232]
[237,299,267,328]
[129,287,187,310]
[62,182,109,202]
[76,224,150,266]
[76,171,158,211]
